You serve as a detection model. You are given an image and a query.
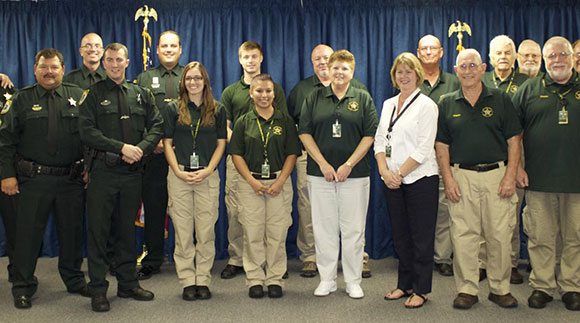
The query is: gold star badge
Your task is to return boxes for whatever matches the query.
[575,90,580,100]
[347,101,359,112]
[273,126,283,135]
[482,106,493,118]
[510,85,519,94]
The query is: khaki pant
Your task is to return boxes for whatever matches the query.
[296,151,316,262]
[167,167,219,287]
[524,190,580,296]
[434,172,453,265]
[479,187,524,269]
[225,155,243,266]
[449,164,517,296]
[237,174,293,287]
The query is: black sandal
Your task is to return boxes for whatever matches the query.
[384,289,412,301]
[405,293,428,308]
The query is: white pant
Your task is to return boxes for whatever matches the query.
[308,175,370,285]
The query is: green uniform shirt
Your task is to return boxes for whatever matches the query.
[79,77,164,155]
[482,69,529,98]
[419,70,460,103]
[135,65,184,123]
[288,74,368,124]
[63,64,107,90]
[0,86,17,124]
[221,76,288,124]
[298,85,378,178]
[515,68,545,79]
[164,100,227,167]
[512,71,580,193]
[229,107,301,173]
[0,83,84,179]
[437,83,522,165]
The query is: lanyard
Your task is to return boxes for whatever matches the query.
[492,70,515,94]
[541,78,575,101]
[190,118,201,151]
[256,118,274,161]
[387,92,421,133]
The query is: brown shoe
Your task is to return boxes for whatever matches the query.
[453,293,478,309]
[300,261,318,278]
[489,293,518,308]
[510,267,523,284]
[362,262,372,278]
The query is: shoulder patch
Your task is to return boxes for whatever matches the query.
[78,89,90,106]
[1,100,11,114]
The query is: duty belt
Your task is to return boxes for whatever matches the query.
[15,158,82,178]
[453,161,507,172]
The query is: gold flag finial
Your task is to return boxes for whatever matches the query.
[135,5,158,71]
[448,20,472,53]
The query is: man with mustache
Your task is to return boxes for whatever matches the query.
[64,33,107,90]
[517,39,543,78]
[480,34,528,285]
[512,36,580,311]
[0,49,88,309]
[135,30,184,281]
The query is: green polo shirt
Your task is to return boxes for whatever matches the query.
[229,107,301,173]
[164,100,227,167]
[436,83,522,165]
[63,64,107,90]
[221,76,288,124]
[136,64,184,118]
[482,69,529,98]
[298,85,378,178]
[288,74,368,124]
[512,71,580,193]
[419,70,460,103]
[0,83,84,179]
[515,68,545,79]
[79,77,164,155]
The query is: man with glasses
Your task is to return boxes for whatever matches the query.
[512,36,580,311]
[64,33,106,89]
[436,49,522,309]
[517,40,543,78]
[416,34,460,277]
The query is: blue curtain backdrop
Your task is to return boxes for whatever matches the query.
[0,0,578,260]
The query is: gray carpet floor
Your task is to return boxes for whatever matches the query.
[0,257,577,323]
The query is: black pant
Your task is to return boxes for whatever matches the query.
[86,161,143,294]
[12,175,85,297]
[141,153,168,269]
[0,192,16,281]
[384,175,439,294]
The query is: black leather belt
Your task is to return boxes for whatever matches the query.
[184,166,205,172]
[453,161,506,172]
[252,173,277,180]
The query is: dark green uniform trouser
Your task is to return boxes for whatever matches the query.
[11,174,85,297]
[86,160,142,295]
[141,153,168,269]
[0,192,16,281]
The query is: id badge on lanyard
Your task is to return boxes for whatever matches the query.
[261,161,270,178]
[332,119,342,138]
[190,152,200,169]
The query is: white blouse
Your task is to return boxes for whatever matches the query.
[374,88,439,184]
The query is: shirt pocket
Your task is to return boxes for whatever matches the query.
[60,107,79,134]
[24,109,48,136]
[95,105,119,133]
[130,105,146,133]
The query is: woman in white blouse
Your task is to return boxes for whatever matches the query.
[374,52,439,309]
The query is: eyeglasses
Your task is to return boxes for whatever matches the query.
[520,53,540,59]
[81,44,103,50]
[185,76,204,82]
[419,46,441,52]
[456,63,481,72]
[545,51,571,60]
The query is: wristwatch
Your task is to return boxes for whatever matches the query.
[396,170,404,178]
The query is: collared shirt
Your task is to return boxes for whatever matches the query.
[221,76,288,124]
[482,69,529,97]
[164,100,227,167]
[298,85,378,178]
[515,68,544,79]
[229,107,301,173]
[512,71,580,193]
[288,74,368,124]
[0,83,84,179]
[63,64,107,90]
[419,70,460,104]
[135,64,184,113]
[436,83,522,165]
[79,77,164,155]
[375,88,439,184]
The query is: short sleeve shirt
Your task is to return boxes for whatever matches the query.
[419,70,460,103]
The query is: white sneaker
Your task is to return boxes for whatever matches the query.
[346,283,364,299]
[314,280,337,297]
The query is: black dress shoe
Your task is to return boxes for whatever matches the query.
[562,292,580,311]
[91,294,110,312]
[527,290,553,309]
[117,287,154,301]
[196,286,211,300]
[479,269,487,282]
[68,285,91,298]
[436,263,454,276]
[137,265,160,280]
[267,285,283,298]
[510,267,524,284]
[221,264,244,279]
[14,295,31,309]
[182,285,196,301]
[249,285,264,298]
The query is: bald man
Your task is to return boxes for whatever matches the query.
[64,33,107,89]
[517,40,543,78]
